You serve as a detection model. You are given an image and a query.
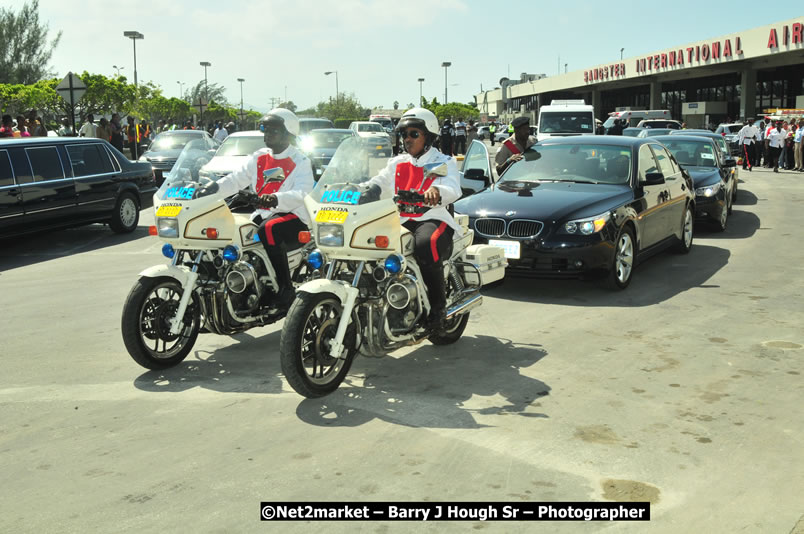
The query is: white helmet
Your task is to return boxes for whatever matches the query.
[397,107,439,137]
[262,108,299,137]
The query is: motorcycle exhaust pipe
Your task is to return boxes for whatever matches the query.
[445,290,482,320]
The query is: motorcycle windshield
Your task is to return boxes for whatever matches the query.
[313,137,383,204]
[156,139,219,201]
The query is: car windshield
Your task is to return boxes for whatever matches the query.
[502,143,632,184]
[215,135,265,157]
[663,140,717,168]
[640,129,673,137]
[299,120,333,135]
[310,131,355,148]
[357,123,383,132]
[539,112,594,134]
[150,132,201,151]
[622,128,642,137]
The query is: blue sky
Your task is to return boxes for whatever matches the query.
[36,0,804,113]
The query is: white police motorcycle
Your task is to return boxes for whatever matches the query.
[121,139,313,370]
[279,138,506,397]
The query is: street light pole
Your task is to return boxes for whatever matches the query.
[237,78,245,128]
[418,77,425,106]
[200,61,211,124]
[324,71,338,105]
[113,65,123,77]
[122,31,144,88]
[620,47,624,61]
[441,62,451,104]
[176,81,184,100]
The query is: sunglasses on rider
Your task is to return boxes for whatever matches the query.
[399,130,422,139]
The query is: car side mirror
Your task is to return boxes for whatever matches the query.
[422,162,448,179]
[723,159,737,167]
[643,172,665,185]
[464,168,490,186]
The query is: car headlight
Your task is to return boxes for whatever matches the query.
[563,212,610,235]
[695,182,722,197]
[318,224,344,246]
[138,155,149,162]
[157,217,179,238]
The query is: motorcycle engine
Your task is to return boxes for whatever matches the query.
[223,252,268,313]
[384,275,422,334]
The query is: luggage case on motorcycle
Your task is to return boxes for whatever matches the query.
[463,244,507,286]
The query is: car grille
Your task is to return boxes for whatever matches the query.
[507,219,544,238]
[474,218,506,237]
[149,158,177,170]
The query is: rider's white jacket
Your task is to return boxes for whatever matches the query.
[367,147,463,234]
[216,145,314,226]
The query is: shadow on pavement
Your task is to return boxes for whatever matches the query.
[734,188,758,206]
[695,208,760,240]
[295,335,550,429]
[0,218,152,272]
[132,330,284,394]
[487,243,730,307]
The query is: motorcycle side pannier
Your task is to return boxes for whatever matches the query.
[463,244,507,286]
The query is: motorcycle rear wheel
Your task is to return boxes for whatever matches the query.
[428,313,470,345]
[121,276,201,370]
[280,292,357,398]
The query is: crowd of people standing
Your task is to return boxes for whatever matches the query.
[738,117,803,173]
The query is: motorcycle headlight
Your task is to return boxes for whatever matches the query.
[563,212,610,235]
[695,182,722,197]
[157,217,179,238]
[318,224,344,247]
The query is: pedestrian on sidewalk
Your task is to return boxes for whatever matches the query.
[737,118,759,171]
[768,122,785,173]
[794,121,803,171]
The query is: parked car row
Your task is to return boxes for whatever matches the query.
[453,126,741,289]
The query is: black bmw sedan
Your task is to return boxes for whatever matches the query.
[454,137,695,289]
[653,135,736,232]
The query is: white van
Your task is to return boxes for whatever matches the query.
[603,110,671,130]
[537,100,596,142]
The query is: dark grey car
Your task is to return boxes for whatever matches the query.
[139,130,219,186]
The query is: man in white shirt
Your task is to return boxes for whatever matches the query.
[78,114,97,138]
[737,118,759,171]
[794,123,803,172]
[213,122,228,143]
[767,121,785,173]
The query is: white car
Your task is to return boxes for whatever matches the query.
[198,130,265,180]
[348,121,392,157]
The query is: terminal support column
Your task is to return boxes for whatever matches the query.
[650,81,662,111]
[591,89,601,120]
[740,68,757,120]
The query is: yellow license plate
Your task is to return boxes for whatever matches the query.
[315,208,348,224]
[375,145,383,150]
[156,205,182,217]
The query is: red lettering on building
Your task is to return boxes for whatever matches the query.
[621,63,625,76]
[711,41,720,59]
[687,47,694,63]
[584,71,588,83]
[594,69,599,81]
[736,37,743,54]
[701,44,710,61]
[793,23,803,44]
[660,53,667,67]
[654,55,660,69]
[677,49,684,65]
[723,39,732,57]
[696,45,700,61]
[783,25,789,45]
[669,50,676,66]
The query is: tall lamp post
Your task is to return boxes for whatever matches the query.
[418,77,425,106]
[324,71,339,105]
[620,47,624,61]
[113,65,123,77]
[237,78,245,128]
[122,31,144,87]
[176,81,184,100]
[441,62,451,104]
[200,61,211,124]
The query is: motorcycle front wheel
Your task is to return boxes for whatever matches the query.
[121,276,201,370]
[280,292,357,398]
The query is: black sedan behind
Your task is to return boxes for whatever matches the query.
[454,137,695,289]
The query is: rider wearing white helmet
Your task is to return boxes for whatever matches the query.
[365,107,462,328]
[215,107,314,311]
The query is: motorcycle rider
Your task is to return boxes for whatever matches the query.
[365,107,462,329]
[215,108,314,311]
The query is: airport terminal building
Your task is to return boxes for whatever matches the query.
[477,16,804,127]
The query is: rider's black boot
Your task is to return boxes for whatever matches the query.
[421,262,448,330]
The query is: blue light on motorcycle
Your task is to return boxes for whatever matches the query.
[161,243,175,259]
[222,245,240,262]
[307,250,324,270]
[384,254,404,274]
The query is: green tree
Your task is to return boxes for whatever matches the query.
[278,101,297,112]
[314,93,368,123]
[0,0,62,84]
[187,80,229,106]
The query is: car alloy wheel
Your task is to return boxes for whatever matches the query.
[120,196,138,228]
[614,232,634,285]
